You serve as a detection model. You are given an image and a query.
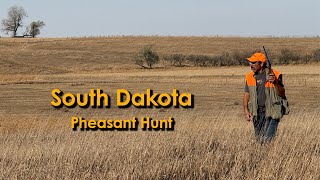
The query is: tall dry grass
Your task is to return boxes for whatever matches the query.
[1,107,319,179]
[0,73,319,179]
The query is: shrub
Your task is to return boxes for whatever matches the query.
[230,50,243,66]
[134,45,159,69]
[223,49,257,66]
[277,49,301,64]
[186,55,214,67]
[185,49,257,67]
[299,54,312,64]
[163,54,186,66]
[312,49,320,61]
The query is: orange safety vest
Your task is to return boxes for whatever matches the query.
[246,69,281,88]
[245,69,288,119]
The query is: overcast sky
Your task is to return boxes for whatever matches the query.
[0,0,319,37]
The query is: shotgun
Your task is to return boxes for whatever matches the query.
[263,46,272,74]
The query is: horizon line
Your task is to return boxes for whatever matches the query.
[1,34,320,39]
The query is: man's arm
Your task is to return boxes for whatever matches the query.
[274,82,285,98]
[269,73,285,98]
[243,92,251,121]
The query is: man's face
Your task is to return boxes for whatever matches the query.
[250,61,262,73]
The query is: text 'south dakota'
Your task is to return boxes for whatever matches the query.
[51,88,193,108]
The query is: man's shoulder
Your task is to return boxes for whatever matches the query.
[246,71,254,76]
[272,69,281,74]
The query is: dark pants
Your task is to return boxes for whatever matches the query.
[253,110,279,143]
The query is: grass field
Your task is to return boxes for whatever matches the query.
[0,37,319,179]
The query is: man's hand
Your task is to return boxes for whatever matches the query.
[243,92,251,121]
[245,109,252,121]
[268,70,277,84]
[268,70,286,97]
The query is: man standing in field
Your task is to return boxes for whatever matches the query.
[243,52,288,143]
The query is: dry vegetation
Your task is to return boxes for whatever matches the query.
[0,36,319,179]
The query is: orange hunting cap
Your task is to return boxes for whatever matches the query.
[247,53,266,63]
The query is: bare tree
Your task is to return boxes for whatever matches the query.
[24,21,45,38]
[1,6,28,37]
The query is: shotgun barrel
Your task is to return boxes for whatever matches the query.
[263,46,272,73]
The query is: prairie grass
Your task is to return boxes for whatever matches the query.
[0,37,319,179]
[1,107,319,179]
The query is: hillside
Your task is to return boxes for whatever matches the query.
[1,36,319,75]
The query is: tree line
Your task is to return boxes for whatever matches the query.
[134,45,320,68]
[1,6,45,38]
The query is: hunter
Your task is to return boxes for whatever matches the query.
[243,52,288,142]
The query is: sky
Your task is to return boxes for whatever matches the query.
[0,0,319,37]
